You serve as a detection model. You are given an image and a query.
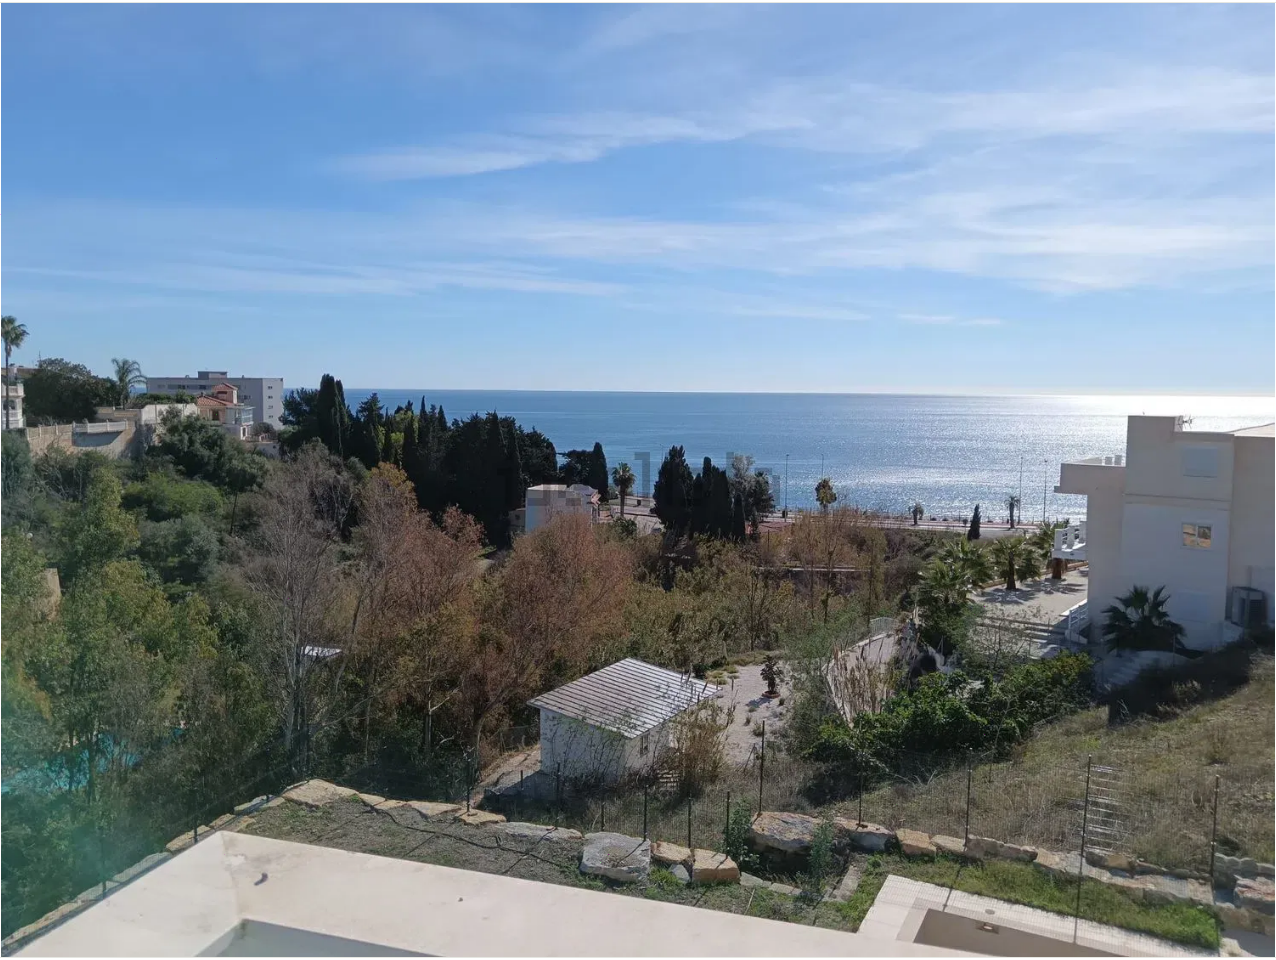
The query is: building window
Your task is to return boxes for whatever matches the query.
[1182,523,1212,549]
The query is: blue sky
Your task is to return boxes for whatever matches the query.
[3,4,1273,395]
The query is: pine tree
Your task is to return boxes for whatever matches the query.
[968,504,982,541]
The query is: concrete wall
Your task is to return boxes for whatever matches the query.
[1229,435,1276,623]
[1057,461,1126,628]
[525,488,595,534]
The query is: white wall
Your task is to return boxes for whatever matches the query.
[525,487,595,533]
[538,710,628,784]
[1229,436,1276,623]
[1119,502,1231,648]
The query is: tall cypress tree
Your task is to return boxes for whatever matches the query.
[968,504,982,541]
[589,442,609,500]
[653,445,693,535]
[731,493,747,542]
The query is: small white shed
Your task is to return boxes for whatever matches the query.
[528,658,719,784]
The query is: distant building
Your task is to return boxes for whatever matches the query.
[524,483,600,533]
[145,371,284,428]
[2,378,24,430]
[1056,415,1274,653]
[194,383,255,441]
[528,658,718,784]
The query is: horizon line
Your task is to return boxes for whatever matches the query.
[335,386,1275,401]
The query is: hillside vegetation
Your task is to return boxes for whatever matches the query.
[822,656,1274,871]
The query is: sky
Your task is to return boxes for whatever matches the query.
[2,3,1274,395]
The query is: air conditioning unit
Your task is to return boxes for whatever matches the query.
[1227,587,1268,629]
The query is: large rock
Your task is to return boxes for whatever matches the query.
[1085,849,1134,873]
[896,829,936,857]
[835,819,893,853]
[407,800,463,820]
[965,836,1037,862]
[580,832,651,883]
[651,841,693,866]
[456,809,505,827]
[739,872,769,889]
[1235,878,1275,916]
[749,811,818,853]
[500,822,582,843]
[932,835,969,858]
[282,779,357,809]
[690,850,739,884]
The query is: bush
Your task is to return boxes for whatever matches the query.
[1107,641,1253,723]
[802,819,837,898]
[808,653,1094,777]
[666,701,733,797]
[722,800,757,870]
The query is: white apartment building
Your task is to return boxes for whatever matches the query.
[525,483,600,533]
[1056,415,1274,651]
[145,371,284,429]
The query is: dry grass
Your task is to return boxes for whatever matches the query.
[818,657,1274,870]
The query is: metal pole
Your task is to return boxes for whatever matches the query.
[1018,455,1024,527]
[964,754,973,841]
[687,797,693,852]
[858,758,864,825]
[1209,775,1220,891]
[466,751,472,814]
[643,784,649,840]
[556,764,562,811]
[725,791,732,844]
[1074,756,1093,943]
[758,721,766,814]
[1042,459,1048,523]
[601,798,606,832]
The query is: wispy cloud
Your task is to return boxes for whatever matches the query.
[901,314,1004,327]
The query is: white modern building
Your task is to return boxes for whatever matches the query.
[145,371,284,429]
[528,658,719,784]
[3,378,25,430]
[1056,415,1275,651]
[524,483,600,533]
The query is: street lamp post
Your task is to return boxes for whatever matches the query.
[1042,458,1049,523]
[784,454,789,517]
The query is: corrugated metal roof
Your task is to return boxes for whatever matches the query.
[528,658,720,738]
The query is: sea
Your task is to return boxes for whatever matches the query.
[339,391,1275,522]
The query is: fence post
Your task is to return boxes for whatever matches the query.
[465,751,472,814]
[857,755,864,825]
[556,764,562,815]
[725,791,731,842]
[643,783,649,840]
[1074,755,1093,943]
[687,797,693,852]
[963,752,974,841]
[601,798,606,832]
[1208,775,1220,891]
[757,721,766,815]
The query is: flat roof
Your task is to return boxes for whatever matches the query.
[14,832,961,957]
[1232,422,1275,437]
[529,658,720,738]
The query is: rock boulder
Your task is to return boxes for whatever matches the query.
[651,841,693,866]
[749,812,819,853]
[1235,877,1275,916]
[896,829,936,857]
[580,832,651,883]
[407,800,463,820]
[282,779,357,809]
[835,819,893,852]
[500,822,582,843]
[690,850,739,884]
[932,835,968,858]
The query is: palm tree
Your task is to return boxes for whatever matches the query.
[989,536,1042,592]
[1101,586,1186,654]
[1027,520,1063,563]
[911,501,924,525]
[918,557,974,611]
[111,357,147,408]
[1005,494,1020,528]
[815,477,837,512]
[937,538,994,587]
[2,315,27,431]
[612,462,635,518]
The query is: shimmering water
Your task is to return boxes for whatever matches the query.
[340,390,1274,521]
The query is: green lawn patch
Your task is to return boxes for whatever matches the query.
[883,854,1219,950]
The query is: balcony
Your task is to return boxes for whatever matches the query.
[1056,454,1126,496]
[1051,521,1087,562]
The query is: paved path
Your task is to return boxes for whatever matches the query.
[976,569,1088,625]
[717,664,791,765]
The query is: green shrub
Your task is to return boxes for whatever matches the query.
[802,819,837,899]
[722,801,757,871]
